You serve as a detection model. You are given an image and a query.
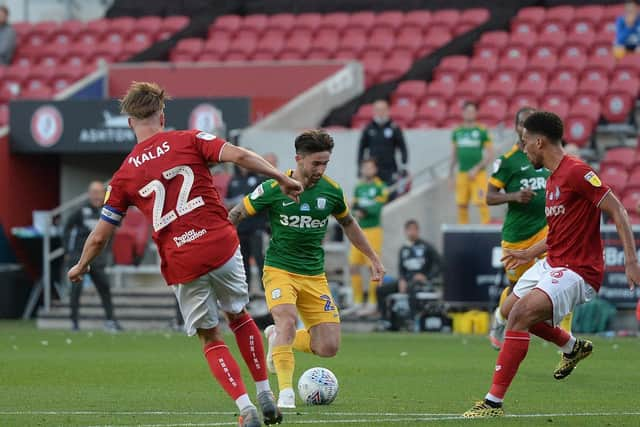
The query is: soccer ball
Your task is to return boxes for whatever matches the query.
[297,367,339,405]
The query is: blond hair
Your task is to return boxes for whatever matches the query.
[119,81,170,120]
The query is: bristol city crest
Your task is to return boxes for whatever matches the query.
[30,105,63,148]
[189,103,226,137]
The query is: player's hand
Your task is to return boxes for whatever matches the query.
[447,176,455,190]
[467,168,477,180]
[625,261,640,290]
[369,258,386,283]
[278,175,303,202]
[513,188,535,204]
[501,249,532,271]
[68,263,90,284]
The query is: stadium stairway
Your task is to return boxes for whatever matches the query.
[36,284,176,330]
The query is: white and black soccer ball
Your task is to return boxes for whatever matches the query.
[297,367,339,405]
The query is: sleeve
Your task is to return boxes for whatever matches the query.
[243,179,278,216]
[331,186,350,220]
[568,162,611,207]
[0,28,16,64]
[616,16,629,45]
[395,127,408,166]
[481,128,493,148]
[192,130,228,163]
[489,157,509,189]
[451,129,458,145]
[101,174,129,226]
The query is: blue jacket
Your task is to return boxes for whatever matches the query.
[615,15,640,46]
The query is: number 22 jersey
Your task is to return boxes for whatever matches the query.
[102,130,239,285]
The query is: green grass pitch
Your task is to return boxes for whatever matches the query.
[2,320,639,426]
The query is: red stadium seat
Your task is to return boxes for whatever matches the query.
[602,91,634,123]
[268,13,295,35]
[353,103,374,126]
[476,31,509,50]
[158,15,189,40]
[339,31,367,57]
[513,7,546,26]
[51,65,84,92]
[255,34,285,57]
[509,31,536,50]
[309,32,338,58]
[622,190,640,215]
[603,4,626,22]
[468,54,498,75]
[0,103,8,126]
[541,95,570,120]
[228,34,258,57]
[293,13,323,34]
[20,86,53,99]
[109,17,136,39]
[460,8,489,27]
[213,15,241,34]
[517,72,547,95]
[390,103,417,127]
[509,94,539,116]
[349,11,376,32]
[112,207,150,266]
[601,147,637,171]
[511,20,536,35]
[557,46,588,72]
[529,44,557,60]
[134,16,162,40]
[378,54,412,82]
[427,79,456,99]
[89,41,123,64]
[616,53,640,76]
[455,78,487,100]
[499,47,528,73]
[202,36,231,58]
[610,77,640,98]
[437,55,469,74]
[375,11,404,33]
[584,54,616,75]
[547,72,578,98]
[546,5,575,27]
[416,96,448,125]
[564,114,595,147]
[474,45,500,60]
[24,68,54,90]
[239,14,268,36]
[599,165,628,195]
[404,10,432,32]
[578,69,609,96]
[421,31,451,54]
[79,19,109,43]
[572,95,601,121]
[172,37,204,58]
[2,65,26,93]
[396,28,423,57]
[478,98,507,125]
[432,9,460,27]
[27,21,58,46]
[574,5,604,24]
[320,13,349,34]
[537,28,567,49]
[486,75,516,98]
[367,28,395,54]
[393,80,428,105]
[51,20,83,45]
[528,51,558,73]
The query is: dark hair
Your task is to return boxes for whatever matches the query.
[294,129,334,155]
[405,219,419,229]
[515,106,536,126]
[462,100,477,109]
[523,111,564,144]
[0,6,8,16]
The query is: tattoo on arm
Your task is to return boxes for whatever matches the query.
[337,213,354,227]
[228,203,249,226]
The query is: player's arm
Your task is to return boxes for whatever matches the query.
[502,237,548,271]
[228,201,250,226]
[337,213,385,281]
[67,219,117,283]
[486,183,535,206]
[448,141,457,180]
[220,145,301,201]
[599,192,640,289]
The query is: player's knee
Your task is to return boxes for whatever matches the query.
[225,308,248,322]
[275,318,297,343]
[197,326,223,346]
[314,341,339,357]
[507,301,534,331]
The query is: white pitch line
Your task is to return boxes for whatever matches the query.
[0,411,459,416]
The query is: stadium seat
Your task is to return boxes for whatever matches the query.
[112,207,150,266]
[421,30,452,53]
[476,31,509,50]
[293,13,322,34]
[455,78,487,100]
[352,103,374,127]
[133,16,162,41]
[574,5,604,24]
[27,21,58,46]
[622,190,640,216]
[432,9,460,28]
[255,34,285,58]
[172,38,204,60]
[158,16,189,40]
[537,28,567,49]
[427,79,456,99]
[51,65,84,92]
[468,54,498,75]
[404,10,432,32]
[20,86,53,99]
[499,47,528,73]
[378,54,412,82]
[52,20,83,45]
[460,8,490,27]
[390,103,417,127]
[320,13,349,34]
[416,96,447,125]
[109,16,136,39]
[309,32,338,58]
[268,13,295,35]
[367,28,395,55]
[396,28,424,57]
[228,34,258,58]
[202,36,231,58]
[509,31,536,50]
[584,54,616,75]
[239,14,268,37]
[212,15,241,35]
[609,75,640,98]
[600,147,637,171]
[392,80,428,105]
[564,114,595,147]
[541,95,570,120]
[486,75,516,98]
[350,11,376,32]
[2,65,26,93]
[557,48,588,73]
[375,11,404,33]
[571,95,601,121]
[599,166,628,195]
[602,92,634,123]
[517,72,547,95]
[509,94,539,116]
[0,103,8,126]
[578,71,609,98]
[437,55,469,74]
[603,4,626,22]
[478,98,507,126]
[513,7,546,26]
[547,72,578,98]
[528,51,558,73]
[546,5,575,28]
[339,32,367,57]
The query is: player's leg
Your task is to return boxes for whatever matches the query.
[238,233,253,292]
[69,278,82,331]
[346,246,366,314]
[308,323,341,357]
[363,227,383,315]
[214,248,281,424]
[456,172,471,224]
[173,274,260,426]
[472,170,490,224]
[263,266,300,408]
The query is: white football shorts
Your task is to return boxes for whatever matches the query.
[172,247,249,336]
[513,259,596,326]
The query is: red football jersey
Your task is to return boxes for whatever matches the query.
[102,129,239,285]
[545,155,611,290]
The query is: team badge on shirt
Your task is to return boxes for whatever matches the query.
[250,185,264,200]
[196,131,216,141]
[584,171,602,187]
[104,185,112,204]
[316,198,327,209]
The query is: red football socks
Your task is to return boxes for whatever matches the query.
[489,330,530,400]
[229,313,268,382]
[529,322,571,347]
[203,341,248,400]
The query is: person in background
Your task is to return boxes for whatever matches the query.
[225,165,268,296]
[263,152,278,169]
[357,99,408,189]
[449,101,494,224]
[0,6,16,65]
[376,219,442,329]
[64,181,121,332]
[614,1,640,59]
[345,158,389,317]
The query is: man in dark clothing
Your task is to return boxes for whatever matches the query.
[357,99,408,187]
[64,181,121,331]
[376,219,442,327]
[225,166,268,295]
[0,6,16,65]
